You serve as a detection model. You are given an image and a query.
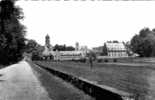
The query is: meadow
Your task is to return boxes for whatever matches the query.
[34,57,155,100]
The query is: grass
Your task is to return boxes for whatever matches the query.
[29,61,94,100]
[34,59,155,100]
[111,57,155,64]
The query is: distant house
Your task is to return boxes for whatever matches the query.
[92,41,128,58]
[104,42,128,57]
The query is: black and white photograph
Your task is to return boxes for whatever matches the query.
[0,0,155,100]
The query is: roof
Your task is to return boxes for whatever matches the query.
[105,42,126,51]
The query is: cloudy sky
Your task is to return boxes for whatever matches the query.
[16,1,155,48]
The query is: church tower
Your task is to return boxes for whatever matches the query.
[42,34,54,59]
[75,42,79,51]
[45,34,50,47]
[45,34,52,51]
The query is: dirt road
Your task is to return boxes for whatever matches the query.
[0,61,51,100]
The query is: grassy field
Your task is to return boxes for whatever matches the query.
[34,59,155,100]
[108,57,155,64]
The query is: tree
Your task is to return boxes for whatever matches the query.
[101,43,108,56]
[0,0,26,65]
[53,44,75,51]
[25,39,38,53]
[139,28,151,38]
[130,28,155,57]
[113,40,119,43]
[123,41,133,56]
[65,46,75,51]
[25,39,44,60]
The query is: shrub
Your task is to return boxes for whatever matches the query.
[113,59,117,62]
[104,59,108,62]
[97,59,102,63]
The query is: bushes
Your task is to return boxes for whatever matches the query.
[96,58,118,63]
[73,58,86,63]
[104,59,108,62]
[97,59,102,63]
[113,59,117,62]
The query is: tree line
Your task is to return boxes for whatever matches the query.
[130,28,155,57]
[0,0,25,65]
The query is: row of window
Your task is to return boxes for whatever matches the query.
[107,48,126,51]
[108,52,128,57]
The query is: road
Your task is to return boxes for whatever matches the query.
[0,61,51,100]
[0,61,93,100]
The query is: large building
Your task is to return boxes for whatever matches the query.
[42,35,88,60]
[42,34,54,59]
[93,41,128,58]
[105,42,128,57]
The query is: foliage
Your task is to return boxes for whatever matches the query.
[87,51,96,61]
[53,44,75,51]
[130,28,155,57]
[25,39,44,60]
[101,43,108,56]
[123,41,133,56]
[107,40,119,43]
[0,0,26,65]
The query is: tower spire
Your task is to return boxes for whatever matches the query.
[45,34,50,46]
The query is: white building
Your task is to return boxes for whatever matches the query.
[105,42,128,57]
[92,41,128,58]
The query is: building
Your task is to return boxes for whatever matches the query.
[80,46,89,56]
[75,42,79,51]
[42,35,87,60]
[105,42,128,57]
[75,42,89,56]
[92,46,103,54]
[42,34,54,59]
[92,41,128,58]
[53,51,86,61]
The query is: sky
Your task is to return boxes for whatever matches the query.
[16,1,155,49]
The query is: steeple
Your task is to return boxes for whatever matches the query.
[45,34,53,51]
[75,42,79,51]
[45,34,50,46]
